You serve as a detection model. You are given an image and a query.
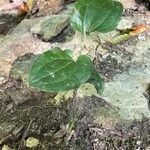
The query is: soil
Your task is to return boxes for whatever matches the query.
[93,39,136,81]
[68,117,150,150]
[0,78,69,150]
[0,1,150,150]
[0,80,150,150]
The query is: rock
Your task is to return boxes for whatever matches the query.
[0,10,19,34]
[0,12,71,76]
[0,17,49,75]
[68,95,121,129]
[54,90,74,105]
[30,0,64,17]
[0,75,6,85]
[76,83,97,98]
[102,67,150,120]
[53,83,98,104]
[26,137,39,148]
[31,14,70,41]
[1,145,14,150]
[138,34,146,41]
[101,39,150,120]
[10,53,37,82]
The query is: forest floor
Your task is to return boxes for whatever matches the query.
[0,0,150,149]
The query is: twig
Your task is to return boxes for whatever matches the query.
[18,119,33,149]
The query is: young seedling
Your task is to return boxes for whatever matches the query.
[29,47,104,94]
[69,0,123,58]
[28,0,123,95]
[70,0,123,38]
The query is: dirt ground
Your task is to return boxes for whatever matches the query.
[0,78,150,149]
[0,0,150,150]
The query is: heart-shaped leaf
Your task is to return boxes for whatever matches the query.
[70,0,123,34]
[28,48,92,92]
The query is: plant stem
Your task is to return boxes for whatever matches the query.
[81,32,89,50]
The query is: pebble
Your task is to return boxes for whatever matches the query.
[138,34,146,41]
[26,137,39,148]
[1,145,14,150]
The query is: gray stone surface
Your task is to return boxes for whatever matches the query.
[0,13,70,75]
[31,14,70,41]
[101,39,150,120]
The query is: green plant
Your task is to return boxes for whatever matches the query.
[70,0,123,35]
[28,0,123,94]
[29,47,104,94]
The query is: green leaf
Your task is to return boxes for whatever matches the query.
[70,0,123,34]
[88,68,104,95]
[28,48,92,92]
[96,1,123,33]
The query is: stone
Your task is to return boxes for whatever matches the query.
[10,53,37,82]
[30,0,64,17]
[76,83,97,98]
[26,137,39,148]
[0,12,70,76]
[1,145,14,150]
[68,95,121,129]
[54,90,74,105]
[101,39,150,120]
[31,14,70,41]
[0,17,50,75]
